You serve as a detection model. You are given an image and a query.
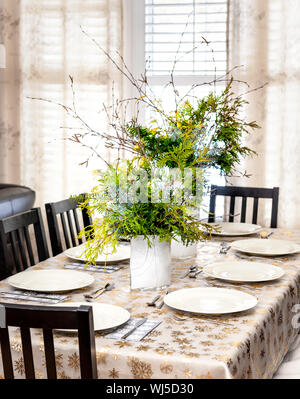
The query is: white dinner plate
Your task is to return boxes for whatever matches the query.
[210,222,262,236]
[231,238,300,256]
[54,302,130,332]
[65,243,131,265]
[203,261,285,283]
[164,287,257,315]
[8,270,95,293]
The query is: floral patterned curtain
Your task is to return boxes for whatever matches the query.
[228,0,300,228]
[0,0,123,205]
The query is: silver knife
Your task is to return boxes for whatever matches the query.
[121,318,148,340]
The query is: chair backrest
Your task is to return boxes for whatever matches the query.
[208,185,279,228]
[0,208,49,277]
[45,196,93,256]
[0,303,97,379]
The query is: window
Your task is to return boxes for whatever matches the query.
[145,0,228,79]
[141,0,228,216]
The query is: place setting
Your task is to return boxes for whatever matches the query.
[0,266,162,342]
[63,242,131,273]
[173,236,294,320]
[0,269,96,303]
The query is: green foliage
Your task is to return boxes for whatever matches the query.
[76,161,214,265]
[74,80,259,264]
[126,78,258,175]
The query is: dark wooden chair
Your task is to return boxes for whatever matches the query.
[0,208,49,279]
[208,185,279,228]
[0,302,97,379]
[45,196,93,256]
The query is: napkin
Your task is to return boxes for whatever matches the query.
[0,290,69,304]
[106,318,161,342]
[64,263,125,273]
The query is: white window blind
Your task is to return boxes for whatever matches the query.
[143,0,228,215]
[145,0,228,79]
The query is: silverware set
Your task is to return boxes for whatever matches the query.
[260,231,274,239]
[121,318,148,339]
[180,265,197,279]
[219,242,231,254]
[84,282,115,301]
[180,265,204,279]
[147,291,169,309]
[189,269,203,279]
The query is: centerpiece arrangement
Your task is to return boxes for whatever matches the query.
[33,31,261,290]
[75,73,259,290]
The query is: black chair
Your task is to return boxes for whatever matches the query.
[208,185,279,228]
[0,303,97,379]
[45,197,92,256]
[0,208,49,278]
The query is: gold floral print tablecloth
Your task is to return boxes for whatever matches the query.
[0,229,300,379]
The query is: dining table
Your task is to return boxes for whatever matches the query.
[0,227,300,379]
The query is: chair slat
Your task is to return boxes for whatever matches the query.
[60,213,71,249]
[43,329,57,379]
[0,328,14,379]
[252,197,259,225]
[67,210,77,247]
[33,208,49,262]
[9,231,21,273]
[17,228,28,270]
[229,196,235,222]
[23,226,35,266]
[240,197,247,223]
[208,185,217,223]
[271,187,279,228]
[73,209,83,245]
[20,327,35,379]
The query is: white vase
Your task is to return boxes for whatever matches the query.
[171,239,197,258]
[130,236,171,290]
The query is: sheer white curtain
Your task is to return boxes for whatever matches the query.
[0,0,123,205]
[228,0,300,228]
